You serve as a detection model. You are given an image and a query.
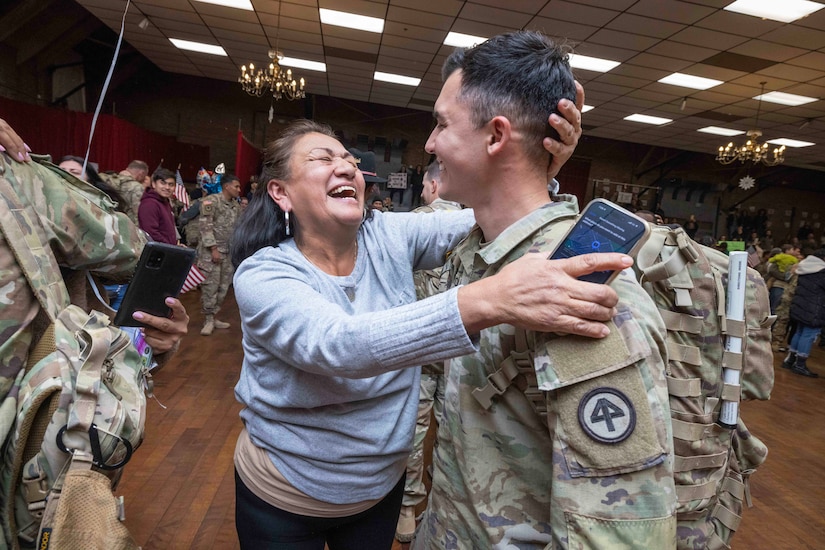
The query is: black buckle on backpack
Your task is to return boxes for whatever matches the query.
[56,424,133,470]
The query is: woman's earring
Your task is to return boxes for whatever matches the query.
[284,210,291,236]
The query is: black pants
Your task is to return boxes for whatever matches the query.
[235,470,405,550]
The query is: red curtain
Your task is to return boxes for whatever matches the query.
[235,130,262,196]
[0,96,208,181]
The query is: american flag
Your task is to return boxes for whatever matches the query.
[174,168,190,209]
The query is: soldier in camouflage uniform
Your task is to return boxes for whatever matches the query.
[412,32,677,549]
[397,161,463,542]
[100,160,150,225]
[198,175,242,335]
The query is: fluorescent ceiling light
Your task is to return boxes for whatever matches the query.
[767,138,815,148]
[319,8,384,33]
[280,57,327,73]
[698,126,745,136]
[569,54,620,73]
[624,114,672,125]
[444,32,487,48]
[582,105,595,113]
[374,72,421,87]
[169,38,227,56]
[755,91,818,106]
[193,0,253,10]
[659,73,723,90]
[724,0,823,23]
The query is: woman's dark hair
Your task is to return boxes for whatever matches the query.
[230,119,373,269]
[59,155,127,214]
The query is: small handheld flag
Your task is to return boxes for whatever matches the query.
[174,167,190,209]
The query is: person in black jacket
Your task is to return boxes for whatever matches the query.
[782,248,825,377]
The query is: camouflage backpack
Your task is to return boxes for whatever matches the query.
[632,224,775,549]
[488,219,774,549]
[0,177,146,549]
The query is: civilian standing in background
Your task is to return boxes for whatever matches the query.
[782,248,825,377]
[139,168,178,245]
[683,214,699,239]
[409,164,424,209]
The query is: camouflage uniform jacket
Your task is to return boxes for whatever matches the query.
[0,154,145,449]
[415,196,677,550]
[100,171,145,226]
[413,199,463,376]
[197,192,240,255]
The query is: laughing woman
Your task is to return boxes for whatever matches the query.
[229,115,621,549]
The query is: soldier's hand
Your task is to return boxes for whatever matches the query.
[134,297,189,354]
[544,80,584,182]
[0,118,31,162]
[211,248,221,263]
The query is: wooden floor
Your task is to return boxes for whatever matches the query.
[118,288,825,549]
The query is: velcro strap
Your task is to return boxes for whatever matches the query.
[472,355,520,409]
[712,502,742,532]
[721,383,741,403]
[722,476,746,501]
[710,532,732,549]
[667,376,702,398]
[674,287,692,307]
[673,451,727,472]
[722,350,743,371]
[667,341,702,366]
[676,480,717,503]
[671,418,714,441]
[725,318,746,339]
[659,309,703,334]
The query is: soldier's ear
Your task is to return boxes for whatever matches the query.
[267,179,290,211]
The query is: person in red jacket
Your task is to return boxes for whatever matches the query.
[139,168,178,244]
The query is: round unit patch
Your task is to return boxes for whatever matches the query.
[577,387,636,444]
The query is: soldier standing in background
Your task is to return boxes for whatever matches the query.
[100,160,150,225]
[396,161,462,543]
[198,174,242,335]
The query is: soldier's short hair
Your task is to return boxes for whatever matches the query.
[127,160,149,173]
[442,31,576,167]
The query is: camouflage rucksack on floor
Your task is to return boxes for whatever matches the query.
[0,176,146,549]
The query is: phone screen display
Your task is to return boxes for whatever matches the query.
[550,200,648,284]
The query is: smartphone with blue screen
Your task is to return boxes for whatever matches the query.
[548,199,650,284]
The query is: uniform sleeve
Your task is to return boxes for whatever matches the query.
[200,198,217,248]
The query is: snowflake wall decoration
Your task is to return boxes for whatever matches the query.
[738,175,756,190]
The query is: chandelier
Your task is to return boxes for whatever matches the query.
[239,49,306,101]
[716,82,785,166]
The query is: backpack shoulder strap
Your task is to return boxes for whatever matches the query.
[0,162,70,321]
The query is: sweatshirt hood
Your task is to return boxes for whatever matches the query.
[797,254,825,276]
